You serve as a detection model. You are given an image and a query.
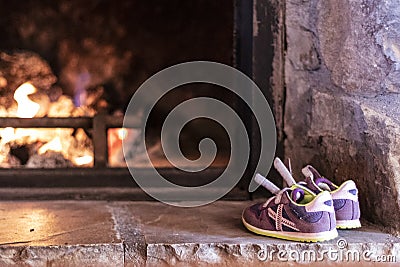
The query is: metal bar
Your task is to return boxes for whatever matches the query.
[105,115,124,128]
[0,187,153,201]
[0,115,141,169]
[233,0,254,192]
[233,0,253,76]
[0,167,228,187]
[0,115,141,129]
[93,114,108,167]
[0,168,133,187]
[111,114,142,129]
[0,187,248,201]
[0,117,93,128]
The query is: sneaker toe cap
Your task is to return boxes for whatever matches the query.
[242,203,271,230]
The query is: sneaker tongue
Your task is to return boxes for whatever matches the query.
[304,176,323,194]
[302,165,337,192]
[314,177,336,191]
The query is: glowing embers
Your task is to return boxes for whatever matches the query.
[108,128,134,167]
[0,82,94,168]
[73,155,94,166]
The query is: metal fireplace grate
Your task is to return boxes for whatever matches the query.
[0,115,227,190]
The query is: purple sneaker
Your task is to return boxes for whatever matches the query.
[242,172,338,242]
[301,165,361,229]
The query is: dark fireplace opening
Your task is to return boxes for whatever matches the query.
[0,0,266,199]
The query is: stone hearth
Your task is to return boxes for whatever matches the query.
[0,201,398,266]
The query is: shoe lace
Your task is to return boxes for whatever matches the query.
[262,187,290,208]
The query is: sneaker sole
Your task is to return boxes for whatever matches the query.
[336,219,361,229]
[242,216,338,242]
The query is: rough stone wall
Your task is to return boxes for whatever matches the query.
[284,0,400,234]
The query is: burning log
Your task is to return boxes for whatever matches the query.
[47,95,75,117]
[0,51,56,109]
[29,92,50,117]
[0,142,21,168]
[0,80,95,168]
[0,50,98,168]
[0,50,146,168]
[26,151,73,168]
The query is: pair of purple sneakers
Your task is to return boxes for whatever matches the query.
[242,158,361,242]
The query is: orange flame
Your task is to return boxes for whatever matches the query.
[38,137,62,154]
[14,82,40,118]
[73,155,94,166]
[0,82,96,167]
[0,127,15,144]
[117,128,128,140]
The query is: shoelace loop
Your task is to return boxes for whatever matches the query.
[262,188,290,208]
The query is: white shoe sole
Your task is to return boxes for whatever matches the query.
[336,219,361,229]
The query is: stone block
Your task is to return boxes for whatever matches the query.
[285,91,400,234]
[0,245,124,267]
[284,0,400,234]
[286,27,320,71]
[316,0,391,95]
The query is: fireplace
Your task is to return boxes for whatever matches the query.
[0,0,274,200]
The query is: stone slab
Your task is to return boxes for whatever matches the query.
[0,200,399,266]
[0,201,120,246]
[119,200,400,266]
[0,201,125,266]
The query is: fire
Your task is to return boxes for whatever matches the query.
[0,127,15,144]
[14,82,40,118]
[0,81,104,168]
[0,83,41,144]
[117,128,128,140]
[73,155,94,166]
[38,136,62,154]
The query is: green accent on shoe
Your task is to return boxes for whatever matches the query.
[242,216,338,242]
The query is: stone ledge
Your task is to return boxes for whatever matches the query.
[0,201,399,266]
[0,245,124,267]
